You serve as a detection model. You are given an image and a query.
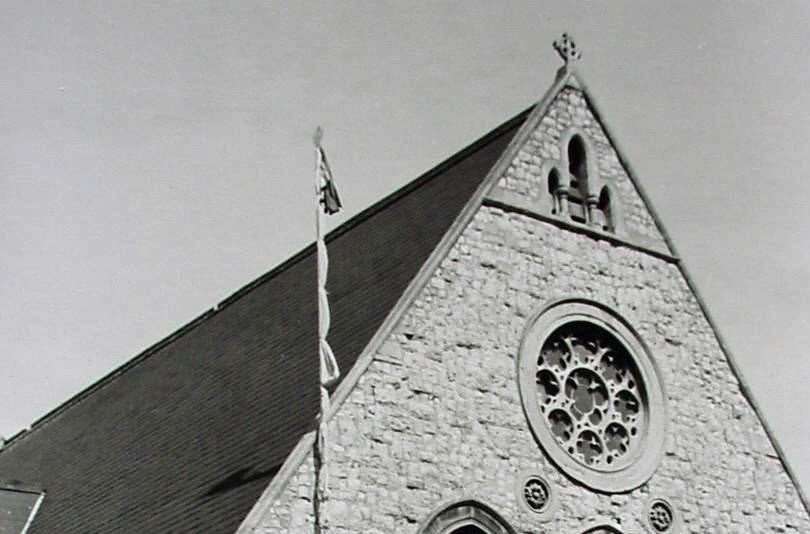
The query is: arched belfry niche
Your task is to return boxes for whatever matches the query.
[546,165,567,216]
[542,128,620,233]
[566,132,592,200]
[418,500,517,534]
[595,183,621,233]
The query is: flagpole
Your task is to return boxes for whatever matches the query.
[311,125,344,533]
[314,129,328,414]
[313,126,328,534]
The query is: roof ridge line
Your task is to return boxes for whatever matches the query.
[0,308,216,451]
[0,104,533,454]
[216,105,533,311]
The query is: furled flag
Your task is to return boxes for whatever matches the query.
[317,143,342,215]
[314,127,341,388]
[312,127,341,533]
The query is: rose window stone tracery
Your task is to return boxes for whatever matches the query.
[518,299,667,492]
[536,322,645,469]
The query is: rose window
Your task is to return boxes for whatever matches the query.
[518,299,667,492]
[536,322,644,469]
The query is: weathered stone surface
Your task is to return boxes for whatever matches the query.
[252,87,809,534]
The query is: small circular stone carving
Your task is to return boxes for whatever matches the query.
[518,299,667,492]
[648,499,675,532]
[522,476,551,513]
[516,473,557,520]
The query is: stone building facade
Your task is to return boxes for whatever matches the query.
[238,41,810,533]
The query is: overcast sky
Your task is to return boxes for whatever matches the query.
[2,1,809,495]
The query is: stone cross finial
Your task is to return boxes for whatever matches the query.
[553,33,582,65]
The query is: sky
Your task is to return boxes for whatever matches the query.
[2,1,809,495]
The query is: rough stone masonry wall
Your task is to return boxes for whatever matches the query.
[254,89,809,534]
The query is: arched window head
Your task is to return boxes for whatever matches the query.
[451,526,487,534]
[564,134,591,224]
[548,168,560,197]
[583,527,623,534]
[547,167,566,215]
[568,134,589,195]
[581,520,625,534]
[419,500,516,534]
[597,186,614,232]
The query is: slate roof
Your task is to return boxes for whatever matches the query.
[0,108,528,534]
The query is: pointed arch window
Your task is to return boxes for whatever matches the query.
[566,134,589,224]
[547,167,567,215]
[555,131,621,234]
[583,526,623,534]
[596,186,614,232]
[419,500,516,534]
[568,134,589,191]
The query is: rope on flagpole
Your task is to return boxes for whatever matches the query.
[313,126,328,534]
[311,125,343,533]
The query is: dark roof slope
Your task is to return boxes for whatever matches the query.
[0,109,528,534]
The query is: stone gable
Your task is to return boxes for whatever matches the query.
[245,78,809,534]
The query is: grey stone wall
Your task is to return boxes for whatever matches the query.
[251,87,809,534]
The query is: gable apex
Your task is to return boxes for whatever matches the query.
[491,51,810,514]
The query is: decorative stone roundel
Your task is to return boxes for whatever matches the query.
[647,499,676,532]
[515,473,558,520]
[518,299,667,492]
[522,476,550,512]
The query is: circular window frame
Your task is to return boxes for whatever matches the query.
[517,298,667,492]
[645,497,680,533]
[515,473,558,520]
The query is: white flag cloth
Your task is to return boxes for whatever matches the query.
[315,136,341,388]
[320,338,340,386]
[317,146,342,215]
[313,128,343,532]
